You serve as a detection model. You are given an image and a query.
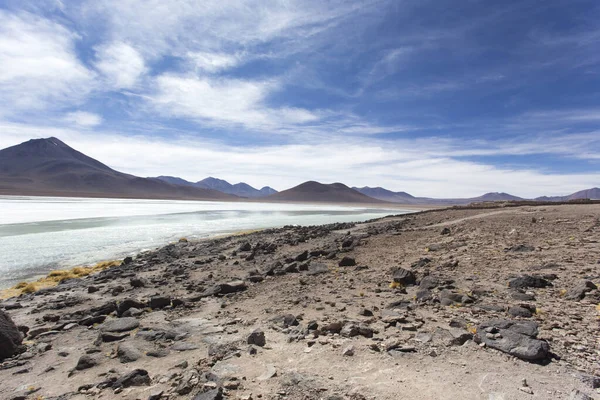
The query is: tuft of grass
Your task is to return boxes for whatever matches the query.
[21,283,38,294]
[1,260,121,299]
[466,323,477,334]
[389,281,404,289]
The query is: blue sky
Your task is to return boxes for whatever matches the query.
[0,0,599,197]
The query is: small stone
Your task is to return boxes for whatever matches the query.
[99,317,140,333]
[150,296,171,309]
[519,386,534,395]
[258,364,277,381]
[247,329,266,347]
[338,257,356,267]
[342,345,354,356]
[117,342,142,363]
[75,355,98,370]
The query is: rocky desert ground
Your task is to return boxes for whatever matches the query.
[1,204,599,400]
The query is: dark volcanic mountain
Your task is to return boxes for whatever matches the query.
[535,187,600,202]
[353,186,417,203]
[470,192,523,202]
[0,138,235,200]
[267,181,384,203]
[356,185,600,205]
[155,176,277,198]
[567,187,600,200]
[354,187,524,204]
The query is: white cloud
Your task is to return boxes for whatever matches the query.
[82,0,378,60]
[95,41,146,89]
[63,111,102,127]
[150,74,322,130]
[188,51,241,73]
[0,11,95,115]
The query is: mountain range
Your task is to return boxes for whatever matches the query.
[0,138,234,201]
[353,186,600,204]
[0,137,597,205]
[155,176,277,198]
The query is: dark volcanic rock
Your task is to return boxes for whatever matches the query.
[99,317,140,333]
[130,277,147,288]
[474,319,550,361]
[247,329,266,347]
[508,275,552,289]
[117,342,142,363]
[392,268,416,286]
[295,250,309,262]
[75,355,98,370]
[113,369,151,388]
[338,256,356,267]
[508,306,533,318]
[90,301,117,316]
[565,281,597,301]
[117,299,146,316]
[439,289,475,306]
[238,242,252,252]
[0,310,23,361]
[271,314,299,328]
[150,296,171,309]
[218,281,247,295]
[193,388,223,400]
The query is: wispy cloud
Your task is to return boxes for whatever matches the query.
[62,111,102,127]
[0,10,95,115]
[95,41,146,89]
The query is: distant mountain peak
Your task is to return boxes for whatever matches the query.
[267,181,383,203]
[0,137,234,201]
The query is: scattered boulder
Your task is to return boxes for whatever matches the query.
[192,388,223,400]
[578,373,600,389]
[338,256,356,267]
[508,306,534,318]
[432,327,473,347]
[508,275,552,289]
[340,322,374,338]
[130,277,146,288]
[218,281,247,295]
[117,342,142,363]
[99,317,140,333]
[565,281,597,301]
[342,345,355,356]
[113,369,151,388]
[117,298,146,316]
[440,227,451,235]
[295,250,309,262]
[247,329,266,347]
[474,319,550,361]
[270,314,299,328]
[392,268,416,286]
[150,296,171,309]
[439,289,475,306]
[238,242,252,252]
[75,355,98,370]
[0,310,23,361]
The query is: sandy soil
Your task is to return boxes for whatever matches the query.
[1,204,599,400]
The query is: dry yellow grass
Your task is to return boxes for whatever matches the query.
[0,260,121,299]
